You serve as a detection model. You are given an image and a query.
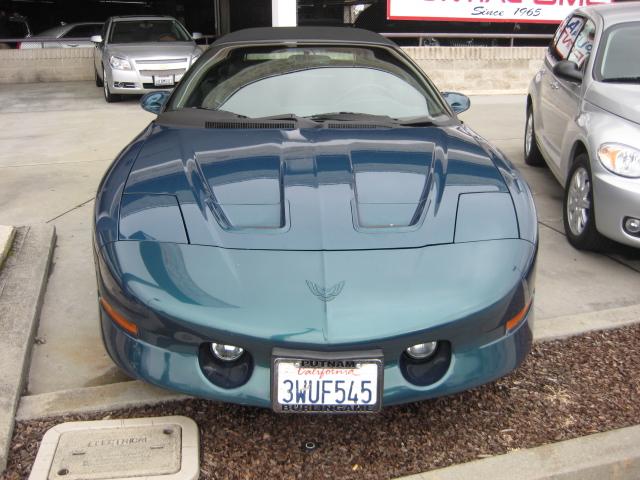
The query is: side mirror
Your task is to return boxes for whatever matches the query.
[553,60,583,83]
[90,35,102,43]
[140,91,170,115]
[442,91,471,114]
[192,32,203,40]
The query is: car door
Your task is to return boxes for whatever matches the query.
[539,16,594,171]
[60,24,102,48]
[535,16,571,164]
[94,22,108,75]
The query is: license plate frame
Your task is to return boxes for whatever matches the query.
[271,348,384,414]
[154,75,174,86]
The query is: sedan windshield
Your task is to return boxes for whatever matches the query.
[169,45,450,121]
[109,20,191,44]
[598,22,640,82]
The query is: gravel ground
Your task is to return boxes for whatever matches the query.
[4,325,640,480]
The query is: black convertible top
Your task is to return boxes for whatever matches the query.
[213,26,396,48]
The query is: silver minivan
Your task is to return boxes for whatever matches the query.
[526,3,640,251]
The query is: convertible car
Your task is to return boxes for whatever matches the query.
[94,27,538,413]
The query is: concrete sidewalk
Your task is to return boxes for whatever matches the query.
[0,225,56,471]
[0,226,15,270]
[400,425,640,480]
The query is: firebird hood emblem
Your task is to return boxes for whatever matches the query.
[306,280,345,302]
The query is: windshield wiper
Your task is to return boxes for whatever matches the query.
[249,113,320,128]
[190,108,248,118]
[398,116,438,127]
[308,112,399,124]
[601,76,640,83]
[309,112,441,127]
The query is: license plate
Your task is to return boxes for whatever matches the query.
[154,75,174,86]
[272,352,383,413]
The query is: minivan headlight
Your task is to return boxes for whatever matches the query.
[109,55,132,70]
[597,143,640,177]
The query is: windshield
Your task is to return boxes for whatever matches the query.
[598,22,640,82]
[109,20,191,44]
[168,45,450,121]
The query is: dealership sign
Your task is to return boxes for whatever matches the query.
[388,0,614,24]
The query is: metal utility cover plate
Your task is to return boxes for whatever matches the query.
[28,416,199,480]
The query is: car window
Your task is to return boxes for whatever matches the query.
[567,19,595,68]
[7,18,28,38]
[170,45,450,120]
[553,15,585,61]
[62,24,102,38]
[551,16,570,49]
[109,20,190,43]
[597,21,640,81]
[36,26,61,37]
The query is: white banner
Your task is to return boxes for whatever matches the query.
[388,0,614,24]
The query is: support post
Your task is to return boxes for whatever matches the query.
[272,0,297,27]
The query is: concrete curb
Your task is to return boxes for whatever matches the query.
[397,424,640,480]
[17,381,189,421]
[0,225,16,270]
[0,225,56,472]
[534,303,640,342]
[15,300,640,421]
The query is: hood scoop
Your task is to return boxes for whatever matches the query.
[198,154,285,230]
[126,126,510,250]
[196,145,434,232]
[352,150,432,229]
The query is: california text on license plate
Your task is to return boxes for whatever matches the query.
[154,75,174,86]
[272,356,383,413]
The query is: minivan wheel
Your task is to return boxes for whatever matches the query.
[524,107,545,167]
[103,68,119,103]
[562,154,608,251]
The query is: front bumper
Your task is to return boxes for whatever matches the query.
[95,237,536,409]
[108,65,188,95]
[100,307,533,409]
[592,170,640,248]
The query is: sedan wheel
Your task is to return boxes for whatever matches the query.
[523,107,545,167]
[95,67,103,87]
[562,154,608,251]
[103,68,119,103]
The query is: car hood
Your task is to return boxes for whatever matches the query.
[121,123,514,250]
[585,81,640,125]
[106,42,196,59]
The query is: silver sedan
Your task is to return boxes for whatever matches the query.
[526,2,640,250]
[92,15,202,102]
[21,22,103,49]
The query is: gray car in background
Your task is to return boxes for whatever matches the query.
[21,22,102,49]
[526,2,640,251]
[92,15,202,102]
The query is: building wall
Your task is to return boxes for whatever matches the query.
[403,46,546,94]
[0,46,547,93]
[0,48,95,84]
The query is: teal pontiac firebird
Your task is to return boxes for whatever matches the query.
[93,26,537,413]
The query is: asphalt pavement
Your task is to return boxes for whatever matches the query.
[0,81,639,397]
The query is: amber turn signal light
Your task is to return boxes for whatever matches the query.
[506,298,532,332]
[99,297,139,336]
